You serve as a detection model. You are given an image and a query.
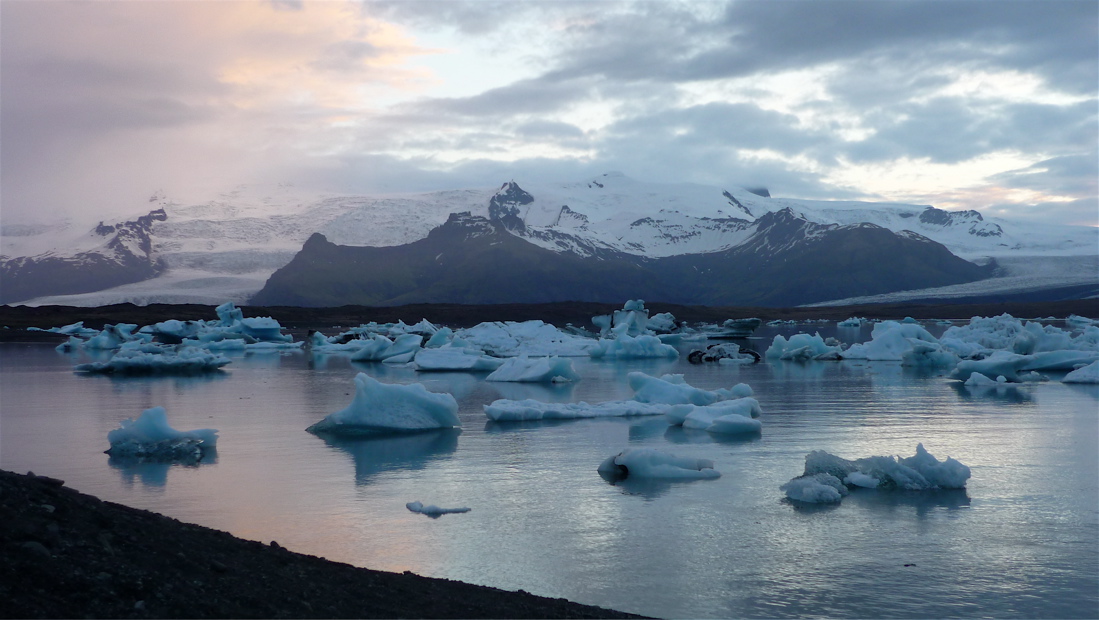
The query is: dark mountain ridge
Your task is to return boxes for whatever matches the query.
[251,201,993,307]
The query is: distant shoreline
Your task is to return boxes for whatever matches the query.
[0,299,1095,344]
[2,299,1097,335]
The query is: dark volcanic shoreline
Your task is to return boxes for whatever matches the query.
[0,469,645,619]
[1,299,1096,341]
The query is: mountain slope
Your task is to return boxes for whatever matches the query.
[251,208,992,307]
[0,210,167,304]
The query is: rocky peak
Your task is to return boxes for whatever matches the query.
[488,182,533,232]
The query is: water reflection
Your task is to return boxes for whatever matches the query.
[663,426,762,445]
[843,488,972,514]
[949,380,1034,404]
[318,429,460,485]
[87,372,230,392]
[108,448,218,488]
[598,469,719,500]
[488,381,576,403]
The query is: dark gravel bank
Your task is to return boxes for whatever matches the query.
[1,299,1095,341]
[0,469,645,619]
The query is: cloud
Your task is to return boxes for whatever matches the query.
[0,0,1095,230]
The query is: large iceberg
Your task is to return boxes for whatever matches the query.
[782,444,970,504]
[75,343,231,375]
[455,320,596,357]
[106,407,218,462]
[598,448,720,480]
[485,356,581,383]
[843,321,957,367]
[307,373,460,435]
[484,372,751,421]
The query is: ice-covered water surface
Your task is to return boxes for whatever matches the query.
[1,326,1096,619]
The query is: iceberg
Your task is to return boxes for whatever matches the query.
[75,344,231,375]
[349,333,423,363]
[589,333,678,359]
[598,448,720,480]
[485,356,581,383]
[105,406,218,461]
[765,332,843,361]
[665,399,763,435]
[1063,361,1099,384]
[406,501,470,518]
[686,343,760,365]
[950,351,1033,383]
[629,372,751,405]
[842,321,957,367]
[484,399,669,421]
[780,473,848,504]
[413,347,504,372]
[307,373,460,435]
[782,444,970,504]
[456,320,595,357]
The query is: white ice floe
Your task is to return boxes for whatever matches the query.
[484,372,751,421]
[75,343,231,374]
[940,314,1098,358]
[484,399,669,421]
[843,321,957,367]
[307,373,460,435]
[1063,361,1099,384]
[413,347,504,372]
[782,444,970,504]
[106,406,218,461]
[665,399,763,435]
[765,332,843,361]
[630,372,752,405]
[589,333,679,359]
[598,448,720,480]
[485,356,580,383]
[406,501,471,517]
[456,320,596,357]
[837,317,865,328]
[349,333,423,363]
[950,351,1035,383]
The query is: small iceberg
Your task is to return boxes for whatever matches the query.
[406,501,471,518]
[106,407,218,462]
[413,347,504,372]
[307,373,460,435]
[781,444,970,504]
[1063,361,1099,384]
[598,448,720,480]
[485,356,580,383]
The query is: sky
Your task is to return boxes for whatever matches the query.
[1,0,1096,227]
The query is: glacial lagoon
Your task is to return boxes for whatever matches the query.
[2,323,1097,618]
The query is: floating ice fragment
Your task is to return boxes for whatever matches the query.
[1063,361,1099,384]
[106,407,218,462]
[406,501,470,518]
[485,356,580,383]
[598,448,720,480]
[307,373,459,435]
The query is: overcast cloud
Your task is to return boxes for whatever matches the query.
[1,0,1095,226]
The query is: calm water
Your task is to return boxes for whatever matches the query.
[2,324,1097,619]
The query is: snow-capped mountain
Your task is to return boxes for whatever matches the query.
[2,173,1095,306]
